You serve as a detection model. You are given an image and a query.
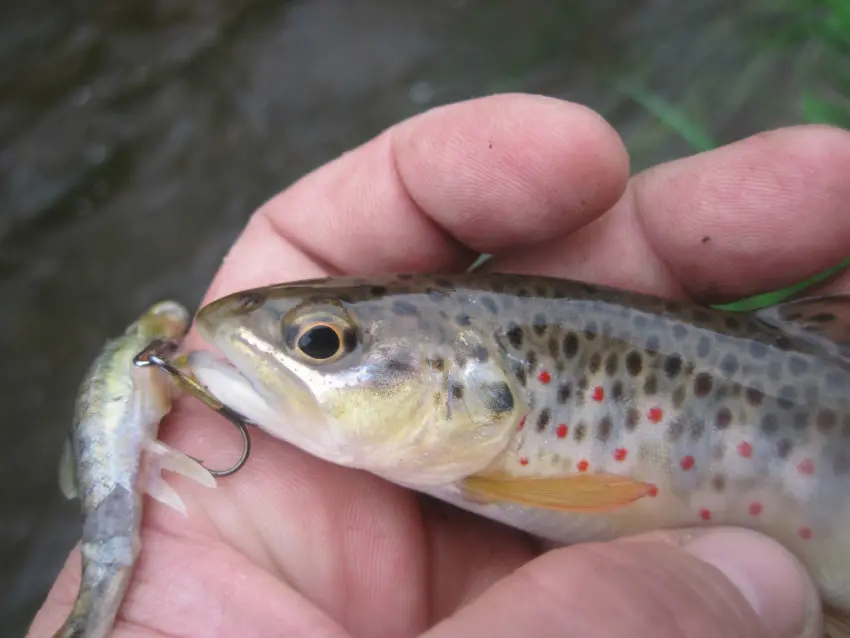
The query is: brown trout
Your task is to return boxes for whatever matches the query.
[54,301,216,638]
[187,272,850,631]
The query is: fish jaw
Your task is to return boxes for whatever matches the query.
[192,283,524,486]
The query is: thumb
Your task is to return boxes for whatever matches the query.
[423,527,821,638]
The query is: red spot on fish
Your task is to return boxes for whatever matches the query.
[518,417,526,431]
[798,526,813,540]
[519,457,529,466]
[592,386,605,402]
[749,502,762,516]
[680,455,695,471]
[538,370,551,385]
[737,441,753,458]
[577,459,589,472]
[648,407,663,423]
[648,485,659,497]
[614,448,628,462]
[797,459,815,476]
[556,424,568,438]
[699,508,711,521]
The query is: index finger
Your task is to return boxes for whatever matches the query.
[198,93,629,306]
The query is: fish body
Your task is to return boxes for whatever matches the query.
[54,301,216,638]
[188,272,850,616]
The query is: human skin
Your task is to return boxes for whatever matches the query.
[29,94,850,638]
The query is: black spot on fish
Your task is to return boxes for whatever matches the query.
[748,340,769,359]
[664,355,683,378]
[719,353,739,377]
[693,373,713,398]
[370,285,388,296]
[533,313,548,337]
[672,324,688,340]
[455,313,471,326]
[794,412,808,430]
[584,320,599,340]
[724,316,741,330]
[234,291,265,312]
[525,349,538,373]
[480,296,499,314]
[626,408,640,430]
[451,383,464,400]
[712,474,726,491]
[548,337,559,359]
[612,380,624,400]
[811,312,837,323]
[392,300,419,316]
[715,407,732,429]
[690,418,705,440]
[645,335,661,352]
[777,385,797,410]
[514,365,527,387]
[761,413,779,435]
[697,336,713,358]
[574,422,586,442]
[605,353,618,376]
[777,438,793,459]
[426,357,445,371]
[666,419,684,442]
[643,375,658,395]
[557,383,572,404]
[597,417,613,442]
[472,345,489,362]
[626,351,643,376]
[343,327,358,353]
[563,333,579,359]
[507,324,524,349]
[589,353,601,374]
[484,381,514,414]
[745,385,764,406]
[535,409,551,432]
[787,356,809,376]
[817,409,837,433]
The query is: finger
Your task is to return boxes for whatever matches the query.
[422,527,821,638]
[490,124,850,303]
[199,93,629,306]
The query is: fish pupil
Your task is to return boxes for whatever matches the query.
[298,325,341,360]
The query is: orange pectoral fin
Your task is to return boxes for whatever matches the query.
[461,472,655,512]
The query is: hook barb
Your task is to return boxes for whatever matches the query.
[134,338,252,477]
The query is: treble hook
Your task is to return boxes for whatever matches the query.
[134,338,252,477]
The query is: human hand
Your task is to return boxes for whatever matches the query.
[29,94,850,638]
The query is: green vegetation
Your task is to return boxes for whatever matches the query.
[625,0,850,311]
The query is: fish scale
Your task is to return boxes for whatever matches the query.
[189,272,850,625]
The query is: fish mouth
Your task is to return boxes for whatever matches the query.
[190,307,358,464]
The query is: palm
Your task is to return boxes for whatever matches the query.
[30,94,850,638]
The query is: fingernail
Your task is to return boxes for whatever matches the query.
[683,528,821,638]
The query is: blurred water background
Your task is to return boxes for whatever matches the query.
[2,1,848,634]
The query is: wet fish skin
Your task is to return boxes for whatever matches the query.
[189,272,850,618]
[54,301,216,638]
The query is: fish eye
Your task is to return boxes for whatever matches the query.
[296,322,343,361]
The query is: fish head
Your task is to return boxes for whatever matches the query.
[192,278,523,485]
[135,300,192,342]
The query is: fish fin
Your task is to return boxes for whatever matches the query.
[144,439,217,489]
[755,293,850,360]
[57,437,78,500]
[460,472,654,512]
[144,474,188,517]
[824,604,850,638]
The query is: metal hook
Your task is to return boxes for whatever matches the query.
[134,338,252,477]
